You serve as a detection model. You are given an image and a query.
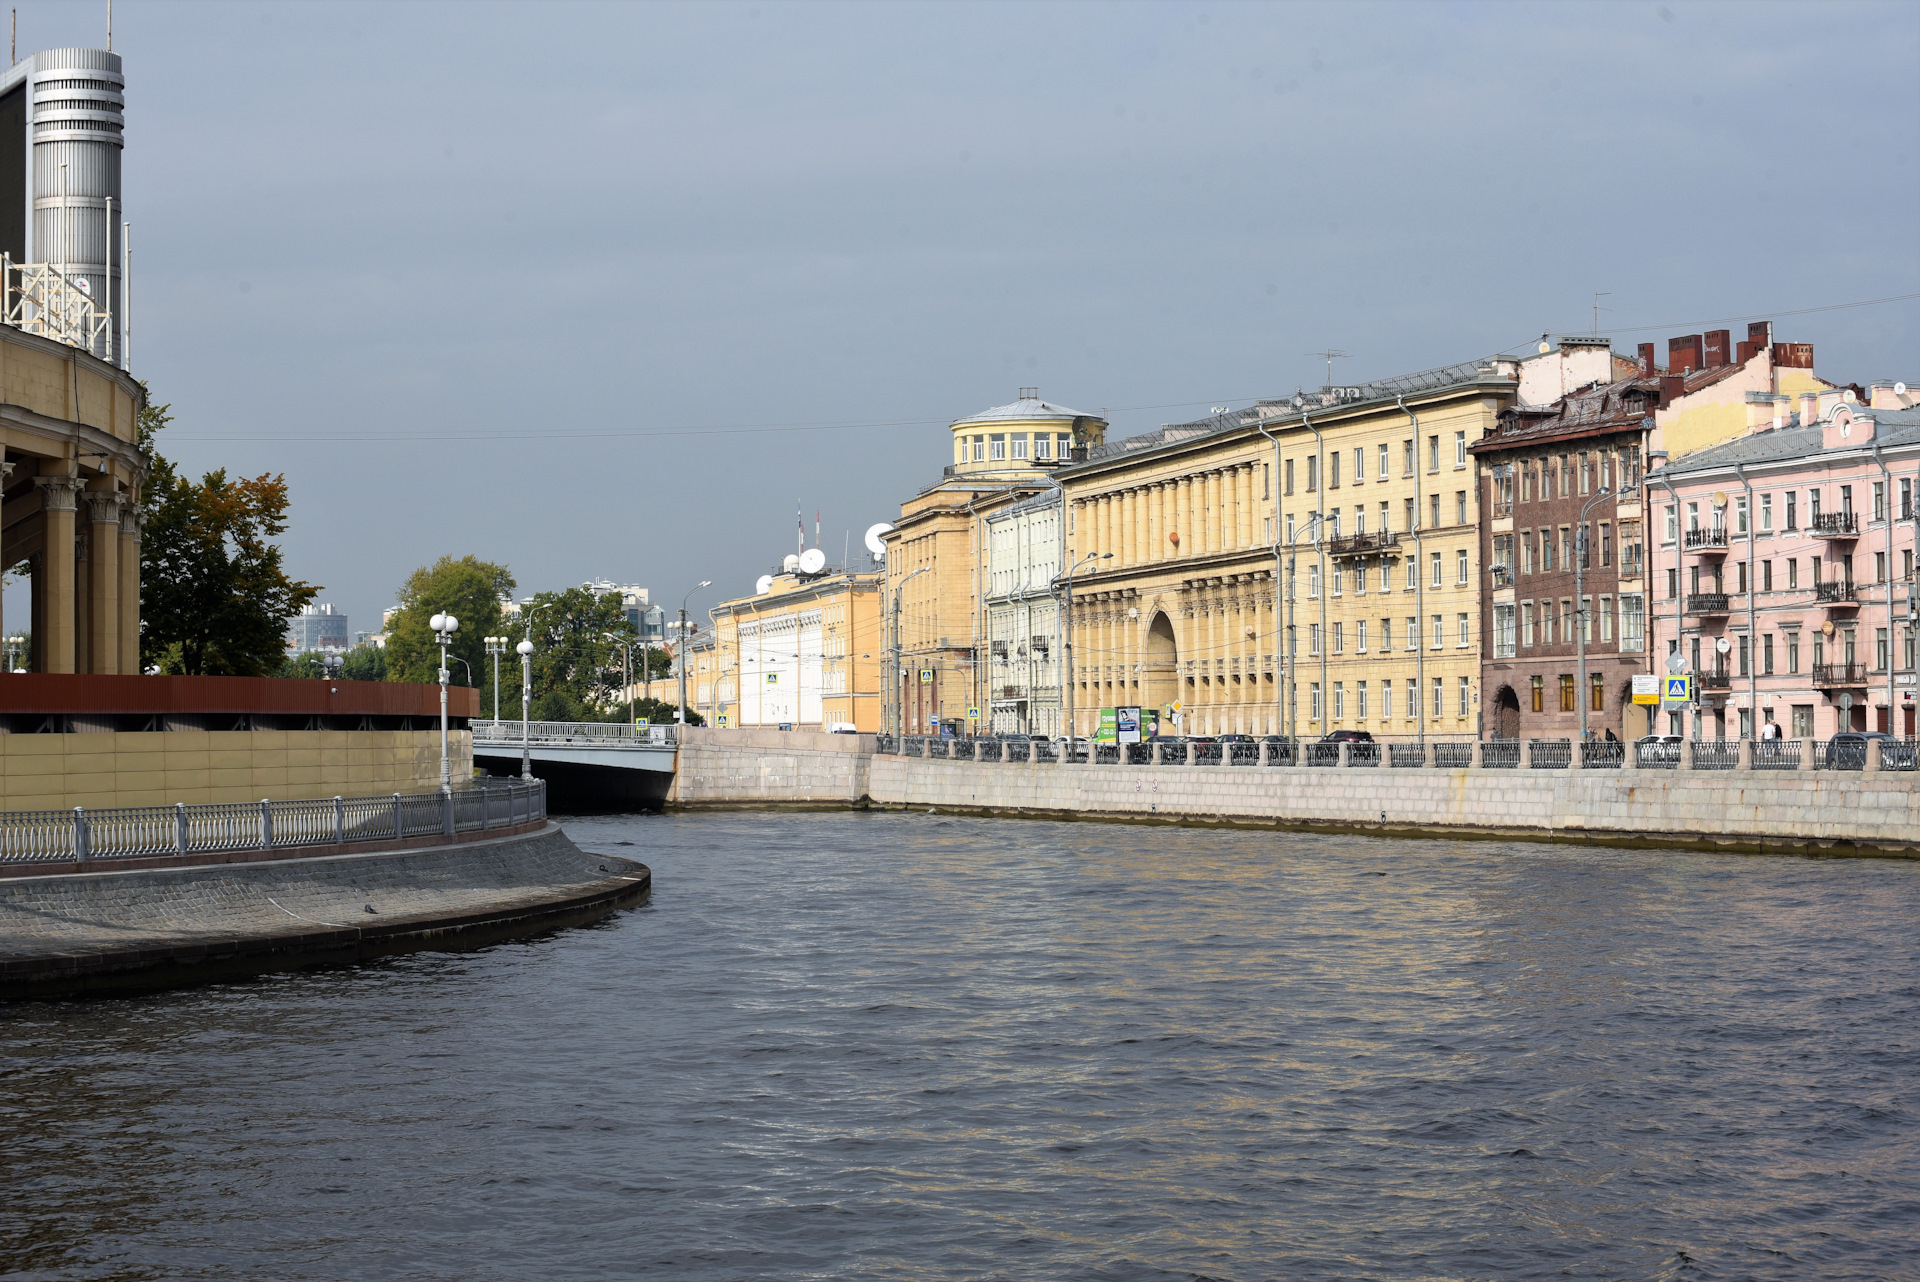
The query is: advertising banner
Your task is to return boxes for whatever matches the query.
[1116,706,1142,744]
[1094,708,1119,743]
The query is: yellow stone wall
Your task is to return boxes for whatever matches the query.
[706,573,885,731]
[0,730,469,811]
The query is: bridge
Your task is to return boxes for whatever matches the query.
[471,720,676,811]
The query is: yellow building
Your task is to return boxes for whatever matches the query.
[883,390,1105,735]
[703,569,884,732]
[1053,358,1524,739]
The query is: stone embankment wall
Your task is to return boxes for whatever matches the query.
[0,824,649,997]
[867,757,1920,856]
[670,727,875,807]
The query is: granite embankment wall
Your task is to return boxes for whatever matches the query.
[669,727,875,806]
[868,757,1920,856]
[0,824,650,997]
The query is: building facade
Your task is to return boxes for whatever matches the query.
[1648,386,1919,741]
[883,391,1105,736]
[706,569,882,732]
[286,603,350,653]
[983,492,1063,735]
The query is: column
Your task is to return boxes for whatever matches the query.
[85,491,123,675]
[1178,477,1193,557]
[1121,490,1135,566]
[118,502,142,675]
[34,475,84,674]
[1151,484,1165,561]
[1240,465,1255,548]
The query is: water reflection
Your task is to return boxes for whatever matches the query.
[2,813,1915,1280]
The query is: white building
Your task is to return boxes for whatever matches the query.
[984,492,1064,734]
[286,603,349,653]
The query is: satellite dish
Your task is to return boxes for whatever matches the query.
[755,575,774,595]
[1821,620,1835,636]
[865,522,895,557]
[782,554,801,573]
[1896,382,1908,396]
[1715,637,1731,654]
[1710,491,1728,509]
[798,548,827,575]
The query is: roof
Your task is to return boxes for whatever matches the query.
[952,395,1099,427]
[987,489,1064,521]
[1472,376,1659,454]
[1662,407,1920,477]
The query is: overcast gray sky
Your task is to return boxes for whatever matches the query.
[30,0,1920,635]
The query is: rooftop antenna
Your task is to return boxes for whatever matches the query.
[107,0,112,51]
[1307,348,1349,388]
[11,10,15,66]
[1592,291,1611,335]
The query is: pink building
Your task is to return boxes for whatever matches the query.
[1647,384,1919,741]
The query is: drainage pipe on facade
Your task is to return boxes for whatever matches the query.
[1649,449,1684,737]
[1868,437,1897,731]
[1732,461,1760,736]
[1396,397,1426,747]
[1301,408,1328,741]
[1253,417,1287,737]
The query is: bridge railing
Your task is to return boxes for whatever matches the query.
[0,779,547,868]
[472,719,677,746]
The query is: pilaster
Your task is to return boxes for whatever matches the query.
[84,491,124,674]
[33,475,85,673]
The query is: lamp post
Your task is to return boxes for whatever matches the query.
[517,637,535,778]
[428,612,460,791]
[4,635,24,672]
[1058,551,1110,753]
[1282,514,1319,744]
[678,580,712,728]
[484,636,508,722]
[323,653,343,682]
[888,565,931,737]
[603,631,636,725]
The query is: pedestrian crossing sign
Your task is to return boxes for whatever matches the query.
[1662,675,1693,704]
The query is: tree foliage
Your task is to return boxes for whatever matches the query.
[519,585,634,711]
[385,556,515,695]
[138,398,320,676]
[342,643,387,682]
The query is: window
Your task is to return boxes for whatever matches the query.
[1378,443,1390,481]
[1495,604,1516,658]
[1380,500,1391,534]
[1531,674,1546,712]
[1902,477,1913,520]
[1404,678,1417,716]
[1522,601,1535,647]
[1428,435,1440,472]
[1431,494,1442,530]
[1262,462,1271,499]
[1599,595,1612,642]
[1521,531,1534,575]
[1456,491,1467,525]
[1405,497,1416,532]
[1333,682,1345,720]
[1306,456,1317,491]
[1763,633,1774,674]
[1357,680,1368,719]
[1735,495,1748,534]
[1459,676,1471,717]
[1431,677,1443,718]
[1905,625,1917,672]
[1875,551,1887,583]
[1308,565,1320,598]
[1329,451,1341,489]
[1284,459,1294,495]
[1739,634,1750,677]
[1010,433,1028,459]
[1760,493,1772,531]
[1332,622,1344,654]
[971,435,985,462]
[1405,556,1417,590]
[1056,433,1071,458]
[1762,560,1772,591]
[1620,595,1644,652]
[1331,564,1343,597]
[1786,631,1800,674]
[1559,674,1575,712]
[1687,501,1699,532]
[1876,628,1889,672]
[1666,568,1677,600]
[1541,601,1554,646]
[1591,672,1605,712]
[1785,492,1797,531]
[1457,549,1469,585]
[1810,489,1821,520]
[1788,558,1798,590]
[1580,596,1593,644]
[1457,612,1470,647]
[1665,504,1677,543]
[1431,552,1443,588]
[1383,683,1393,721]
[1354,446,1365,482]
[1311,682,1322,720]
[1309,623,1321,655]
[1355,507,1366,537]
[1431,614,1444,648]
[1841,484,1853,516]
[1577,451,1590,496]
[1035,434,1053,461]
[1579,524,1592,569]
[1454,431,1467,467]
[1737,561,1747,593]
[1403,439,1415,476]
[1406,616,1418,649]
[1357,620,1368,653]
[1600,523,1612,567]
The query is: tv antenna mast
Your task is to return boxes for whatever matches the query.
[1307,349,1350,388]
[1592,292,1611,335]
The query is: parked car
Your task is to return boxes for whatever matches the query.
[1216,733,1256,744]
[1825,731,1906,771]
[1636,734,1683,764]
[1318,729,1375,744]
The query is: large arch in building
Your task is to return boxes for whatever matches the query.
[1492,684,1521,740]
[1143,611,1178,720]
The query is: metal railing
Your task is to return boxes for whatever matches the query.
[1528,739,1572,769]
[1810,512,1858,538]
[1751,739,1801,770]
[1433,742,1476,769]
[1581,740,1625,769]
[1305,742,1342,767]
[1699,672,1732,690]
[1348,743,1382,767]
[0,780,547,868]
[1636,740,1681,769]
[2,257,113,360]
[1481,741,1521,769]
[1684,527,1729,550]
[1686,593,1731,614]
[472,719,677,746]
[1227,742,1261,766]
[1390,742,1426,767]
[1815,580,1857,604]
[1192,741,1223,765]
[1689,740,1742,771]
[1264,741,1298,767]
[1812,663,1869,688]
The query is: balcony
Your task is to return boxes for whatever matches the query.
[1810,512,1859,539]
[1812,662,1869,688]
[1491,564,1514,589]
[1684,528,1729,553]
[1686,593,1731,615]
[1699,671,1732,691]
[1815,580,1858,607]
[1325,531,1399,558]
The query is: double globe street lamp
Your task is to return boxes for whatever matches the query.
[517,637,536,779]
[429,613,460,792]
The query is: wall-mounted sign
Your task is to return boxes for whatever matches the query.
[1632,674,1661,705]
[1662,675,1693,706]
[919,668,934,684]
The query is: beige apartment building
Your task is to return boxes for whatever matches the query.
[701,568,883,732]
[882,390,1105,736]
[1054,358,1528,739]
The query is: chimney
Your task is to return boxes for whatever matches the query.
[1668,334,1703,375]
[1800,391,1820,425]
[1704,329,1730,368]
[1736,340,1759,364]
[1748,321,1772,349]
[1637,342,1657,377]
[1745,392,1773,432]
[1772,342,1814,370]
[1659,375,1685,408]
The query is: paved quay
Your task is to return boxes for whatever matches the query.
[0,825,651,998]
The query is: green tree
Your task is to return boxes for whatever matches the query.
[341,643,387,682]
[520,585,634,714]
[138,398,321,676]
[281,650,328,678]
[385,556,514,696]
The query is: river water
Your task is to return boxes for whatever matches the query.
[3,813,1917,1280]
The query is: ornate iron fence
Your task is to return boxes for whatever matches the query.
[1690,741,1741,771]
[1751,739,1800,770]
[1433,742,1476,769]
[1481,742,1521,769]
[0,780,547,868]
[1580,740,1626,769]
[1389,743,1427,768]
[1528,740,1572,770]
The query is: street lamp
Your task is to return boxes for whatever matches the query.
[428,612,460,792]
[603,631,637,726]
[1058,551,1111,754]
[1281,514,1320,745]
[322,652,343,682]
[5,634,27,672]
[485,636,509,722]
[517,637,535,779]
[678,581,712,728]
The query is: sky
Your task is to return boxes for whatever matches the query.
[19,0,1920,636]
